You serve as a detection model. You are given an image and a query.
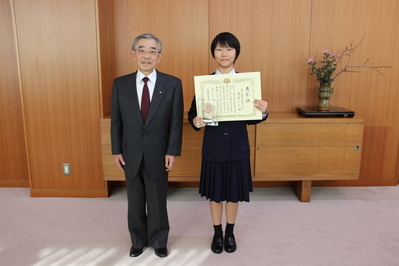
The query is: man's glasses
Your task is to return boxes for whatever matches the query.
[136,49,159,56]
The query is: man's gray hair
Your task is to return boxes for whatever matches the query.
[132,33,162,53]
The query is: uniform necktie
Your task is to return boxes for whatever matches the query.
[141,77,150,122]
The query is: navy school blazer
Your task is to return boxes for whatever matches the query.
[188,96,267,163]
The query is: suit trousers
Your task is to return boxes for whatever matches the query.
[125,158,169,249]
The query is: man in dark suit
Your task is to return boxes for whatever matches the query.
[111,33,183,258]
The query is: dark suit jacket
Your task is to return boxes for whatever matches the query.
[111,70,183,179]
[188,93,267,162]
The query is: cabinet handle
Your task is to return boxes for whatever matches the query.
[353,145,360,151]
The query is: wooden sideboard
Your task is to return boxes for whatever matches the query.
[101,112,364,202]
[253,112,364,201]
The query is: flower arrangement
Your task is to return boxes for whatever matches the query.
[306,35,391,84]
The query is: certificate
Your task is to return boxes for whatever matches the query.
[194,72,262,122]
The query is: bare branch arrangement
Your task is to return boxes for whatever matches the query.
[306,35,391,83]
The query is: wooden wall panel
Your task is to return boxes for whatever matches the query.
[309,0,399,186]
[209,0,312,112]
[2,0,398,194]
[13,0,107,196]
[110,0,209,114]
[97,0,115,116]
[0,0,29,187]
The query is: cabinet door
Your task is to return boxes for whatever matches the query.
[254,119,364,181]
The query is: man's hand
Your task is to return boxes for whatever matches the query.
[165,155,176,171]
[114,154,125,172]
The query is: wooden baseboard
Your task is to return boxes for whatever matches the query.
[0,180,30,187]
[312,179,397,187]
[30,189,110,197]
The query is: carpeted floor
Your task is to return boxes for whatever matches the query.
[1,185,399,266]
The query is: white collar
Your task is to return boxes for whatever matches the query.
[137,70,157,83]
[215,68,236,75]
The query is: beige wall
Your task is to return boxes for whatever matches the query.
[1,0,398,196]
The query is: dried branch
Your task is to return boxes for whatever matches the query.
[306,34,391,83]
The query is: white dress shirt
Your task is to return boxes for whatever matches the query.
[136,70,157,109]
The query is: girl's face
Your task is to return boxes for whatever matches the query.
[214,44,236,70]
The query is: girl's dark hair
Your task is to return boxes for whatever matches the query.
[210,32,241,63]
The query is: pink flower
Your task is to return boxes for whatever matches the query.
[331,54,337,57]
[323,49,329,53]
[307,58,314,63]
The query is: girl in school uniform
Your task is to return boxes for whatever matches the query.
[188,32,269,254]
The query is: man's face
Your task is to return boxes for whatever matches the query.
[132,38,162,75]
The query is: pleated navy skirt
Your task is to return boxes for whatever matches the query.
[199,158,253,203]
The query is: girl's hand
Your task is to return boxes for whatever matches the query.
[254,99,268,114]
[193,116,205,128]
